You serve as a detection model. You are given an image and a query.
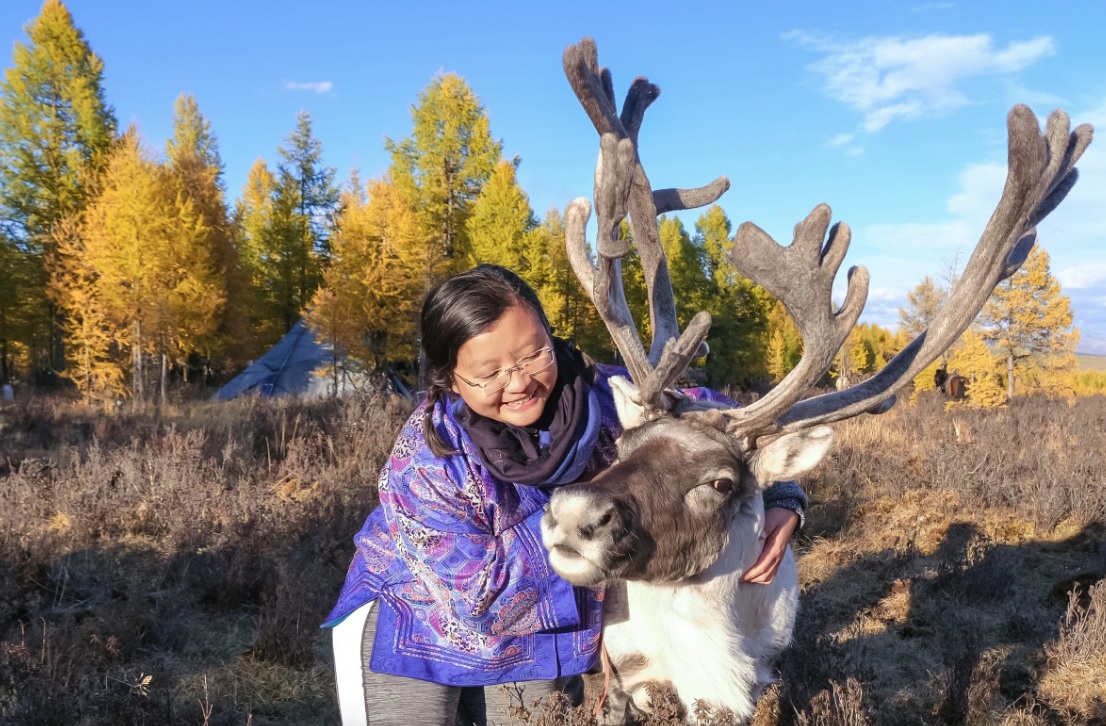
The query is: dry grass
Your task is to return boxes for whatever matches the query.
[0,390,1104,724]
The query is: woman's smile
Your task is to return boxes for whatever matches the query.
[452,305,558,427]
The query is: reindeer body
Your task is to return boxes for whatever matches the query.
[543,384,826,721]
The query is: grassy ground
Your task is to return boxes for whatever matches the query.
[1077,354,1106,372]
[0,391,1103,725]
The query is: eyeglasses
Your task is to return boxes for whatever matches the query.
[454,346,556,396]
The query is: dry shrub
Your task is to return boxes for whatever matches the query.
[1035,581,1106,718]
[0,390,409,724]
[3,387,1105,724]
[795,678,870,726]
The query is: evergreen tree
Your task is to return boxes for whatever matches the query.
[0,0,116,376]
[387,73,502,289]
[269,111,338,333]
[978,245,1079,399]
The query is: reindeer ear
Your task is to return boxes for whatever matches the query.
[609,376,649,430]
[749,426,834,485]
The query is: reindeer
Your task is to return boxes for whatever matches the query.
[540,38,1092,724]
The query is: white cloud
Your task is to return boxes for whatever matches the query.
[946,161,1006,224]
[284,80,334,94]
[1057,264,1106,290]
[787,32,1055,131]
[827,132,864,156]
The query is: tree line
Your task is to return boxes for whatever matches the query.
[0,1,1082,406]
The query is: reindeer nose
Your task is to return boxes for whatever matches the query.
[578,502,619,541]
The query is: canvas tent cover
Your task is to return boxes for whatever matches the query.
[215,320,348,400]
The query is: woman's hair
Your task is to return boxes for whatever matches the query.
[419,264,552,455]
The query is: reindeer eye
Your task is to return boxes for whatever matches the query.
[710,478,734,494]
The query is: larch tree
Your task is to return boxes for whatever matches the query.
[658,216,710,328]
[945,329,1006,408]
[902,276,953,396]
[693,205,771,387]
[466,160,538,272]
[833,325,872,390]
[978,245,1079,399]
[233,158,284,349]
[387,73,503,290]
[307,174,429,371]
[0,0,116,376]
[49,214,124,403]
[0,234,43,382]
[165,93,248,372]
[74,127,221,405]
[765,299,803,384]
[526,207,610,358]
[899,276,949,339]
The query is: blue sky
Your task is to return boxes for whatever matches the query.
[4,1,1106,353]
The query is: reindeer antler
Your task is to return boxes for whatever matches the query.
[725,105,1092,441]
[563,38,727,409]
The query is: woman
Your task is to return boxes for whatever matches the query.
[325,265,807,725]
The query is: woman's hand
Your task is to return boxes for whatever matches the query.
[740,507,800,584]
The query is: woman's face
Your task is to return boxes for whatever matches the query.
[452,305,558,427]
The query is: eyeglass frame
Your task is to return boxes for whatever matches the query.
[453,346,556,396]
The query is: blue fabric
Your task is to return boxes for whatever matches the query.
[539,385,601,487]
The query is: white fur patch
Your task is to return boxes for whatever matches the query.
[609,375,648,429]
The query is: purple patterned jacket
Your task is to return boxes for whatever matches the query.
[323,366,807,686]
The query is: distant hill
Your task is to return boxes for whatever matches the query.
[1077,354,1106,371]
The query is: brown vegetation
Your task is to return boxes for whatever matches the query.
[1,391,1104,724]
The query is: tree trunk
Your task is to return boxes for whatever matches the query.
[1006,352,1015,400]
[133,321,144,404]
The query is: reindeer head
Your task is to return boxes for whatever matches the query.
[541,376,833,585]
[543,38,1091,587]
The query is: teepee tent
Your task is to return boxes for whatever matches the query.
[214,320,359,400]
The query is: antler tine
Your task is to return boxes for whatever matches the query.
[564,38,725,408]
[772,105,1093,435]
[719,205,869,436]
[654,178,732,216]
[563,39,620,137]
